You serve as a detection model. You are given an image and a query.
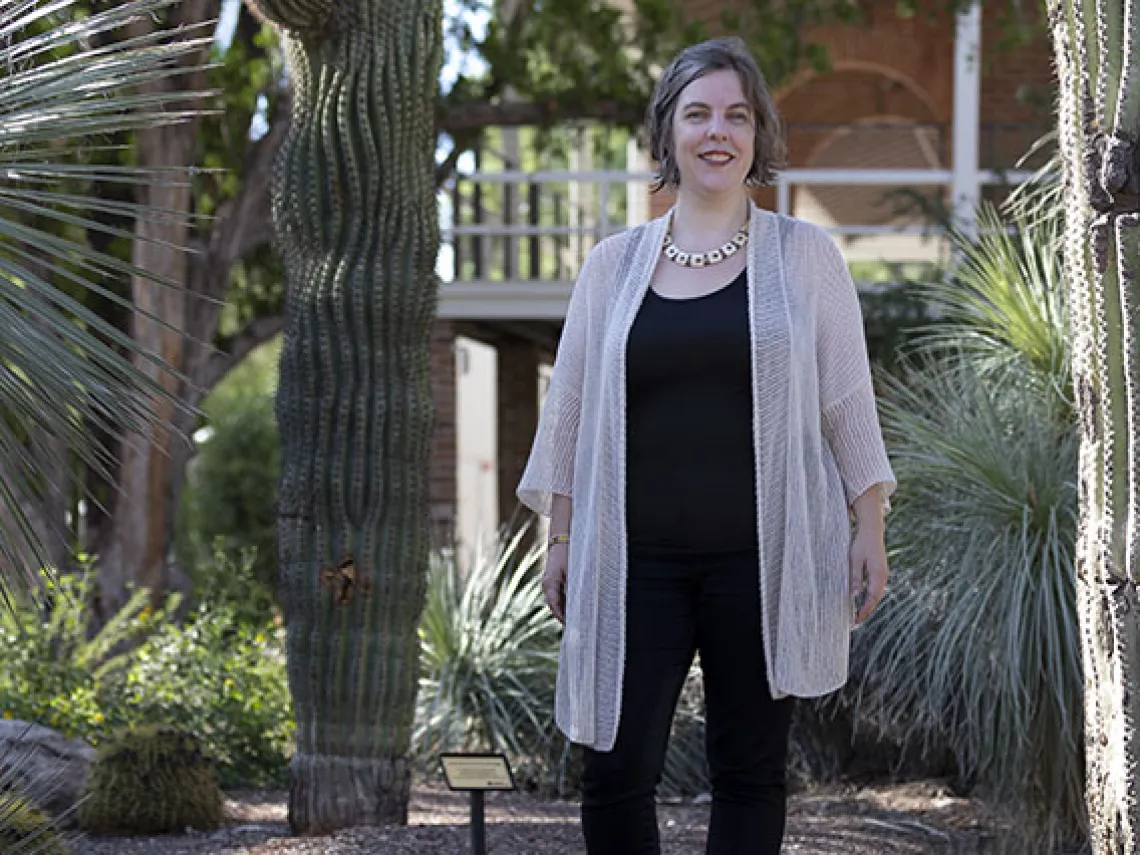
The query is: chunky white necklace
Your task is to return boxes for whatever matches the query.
[663,218,749,268]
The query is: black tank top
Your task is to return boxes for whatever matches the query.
[625,268,759,554]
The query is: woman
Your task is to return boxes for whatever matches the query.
[517,36,895,855]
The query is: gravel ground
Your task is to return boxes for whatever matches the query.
[69,781,1004,855]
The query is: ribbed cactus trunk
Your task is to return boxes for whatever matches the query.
[254,0,443,834]
[1051,0,1140,848]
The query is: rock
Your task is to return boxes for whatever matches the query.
[0,719,96,821]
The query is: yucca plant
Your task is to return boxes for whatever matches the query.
[917,205,1069,404]
[0,0,209,603]
[415,527,562,788]
[851,200,1084,848]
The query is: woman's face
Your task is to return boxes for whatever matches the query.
[670,69,756,198]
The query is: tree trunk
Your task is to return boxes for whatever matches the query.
[254,0,443,833]
[1051,0,1140,849]
[91,1,290,616]
[91,1,212,614]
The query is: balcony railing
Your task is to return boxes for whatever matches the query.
[438,165,1038,290]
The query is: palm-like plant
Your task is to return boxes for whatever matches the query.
[851,201,1084,848]
[917,205,1069,402]
[415,527,562,785]
[0,0,209,598]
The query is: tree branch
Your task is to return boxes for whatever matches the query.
[438,97,645,135]
[203,315,286,394]
[435,143,469,188]
[206,91,292,288]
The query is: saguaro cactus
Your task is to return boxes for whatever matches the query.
[252,0,443,833]
[1051,0,1140,848]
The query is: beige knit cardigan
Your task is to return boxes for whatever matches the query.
[517,203,897,752]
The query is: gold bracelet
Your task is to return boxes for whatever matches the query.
[547,533,570,547]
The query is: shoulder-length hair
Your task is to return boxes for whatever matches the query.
[645,37,786,192]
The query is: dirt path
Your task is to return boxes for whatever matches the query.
[71,781,1001,854]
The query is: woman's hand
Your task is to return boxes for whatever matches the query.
[850,525,888,626]
[542,544,569,625]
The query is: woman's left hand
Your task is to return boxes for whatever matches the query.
[850,526,888,626]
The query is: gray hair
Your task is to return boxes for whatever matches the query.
[645,37,786,192]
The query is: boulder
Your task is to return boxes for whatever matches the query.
[0,719,96,821]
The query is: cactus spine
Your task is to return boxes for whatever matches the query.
[254,0,443,833]
[1051,0,1140,848]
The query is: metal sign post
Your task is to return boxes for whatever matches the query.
[440,753,517,855]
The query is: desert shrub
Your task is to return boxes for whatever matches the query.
[851,203,1083,849]
[0,562,166,737]
[0,567,294,790]
[179,542,279,640]
[0,790,68,855]
[78,725,223,836]
[414,527,563,791]
[119,605,294,789]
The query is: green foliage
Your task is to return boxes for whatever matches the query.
[0,560,168,736]
[415,527,563,789]
[852,200,1083,848]
[0,790,68,855]
[858,282,942,373]
[176,338,282,626]
[118,606,293,789]
[0,0,210,597]
[77,725,224,836]
[918,206,1069,401]
[195,21,284,217]
[0,567,293,790]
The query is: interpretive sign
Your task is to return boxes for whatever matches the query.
[440,753,516,791]
[439,753,517,855]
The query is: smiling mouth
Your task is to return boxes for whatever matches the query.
[699,153,734,164]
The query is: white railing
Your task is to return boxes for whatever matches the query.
[438,167,1038,284]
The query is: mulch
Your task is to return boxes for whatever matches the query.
[67,780,1007,854]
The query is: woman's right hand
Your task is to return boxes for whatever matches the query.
[542,544,568,625]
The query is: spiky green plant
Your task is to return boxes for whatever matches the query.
[917,205,1069,400]
[0,729,74,855]
[415,528,561,783]
[1050,0,1140,848]
[0,790,68,855]
[249,0,444,833]
[850,201,1084,847]
[0,0,209,602]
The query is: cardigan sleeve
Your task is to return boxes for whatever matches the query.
[515,243,599,517]
[806,224,897,508]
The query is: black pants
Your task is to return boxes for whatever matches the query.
[580,547,794,855]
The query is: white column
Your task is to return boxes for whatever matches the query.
[626,137,650,227]
[951,1,982,236]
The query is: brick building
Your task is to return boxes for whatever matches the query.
[430,0,1055,555]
